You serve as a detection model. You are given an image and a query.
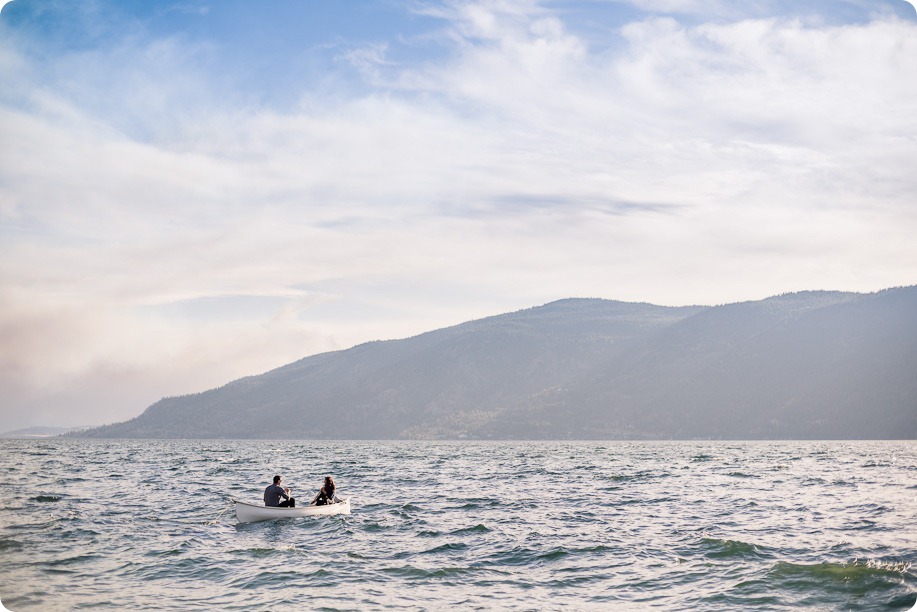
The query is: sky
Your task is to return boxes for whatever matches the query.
[1,0,915,432]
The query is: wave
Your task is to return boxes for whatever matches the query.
[449,524,490,536]
[764,559,916,603]
[608,471,670,482]
[0,538,24,552]
[420,542,469,555]
[380,564,481,580]
[229,547,296,559]
[45,553,102,568]
[453,499,502,510]
[478,544,613,567]
[357,521,389,533]
[700,538,773,559]
[770,560,912,581]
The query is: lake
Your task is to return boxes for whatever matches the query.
[0,439,915,609]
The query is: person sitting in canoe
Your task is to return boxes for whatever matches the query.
[310,476,340,506]
[264,475,295,507]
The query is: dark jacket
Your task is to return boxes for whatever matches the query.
[264,483,289,507]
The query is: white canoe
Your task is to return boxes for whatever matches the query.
[234,498,350,523]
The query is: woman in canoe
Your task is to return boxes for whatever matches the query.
[311,476,340,506]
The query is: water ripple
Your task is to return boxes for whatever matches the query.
[0,439,915,610]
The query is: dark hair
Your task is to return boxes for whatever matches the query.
[324,476,334,487]
[273,475,282,484]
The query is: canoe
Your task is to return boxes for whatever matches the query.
[234,498,350,523]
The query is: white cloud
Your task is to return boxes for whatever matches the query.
[1,1,915,430]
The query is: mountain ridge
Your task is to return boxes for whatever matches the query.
[73,287,917,440]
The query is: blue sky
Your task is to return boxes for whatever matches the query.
[1,0,915,430]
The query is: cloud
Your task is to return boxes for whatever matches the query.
[1,0,915,430]
[602,0,917,22]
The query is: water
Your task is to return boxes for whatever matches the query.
[0,439,915,610]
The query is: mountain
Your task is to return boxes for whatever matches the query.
[74,287,917,440]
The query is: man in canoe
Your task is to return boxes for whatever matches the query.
[264,475,295,507]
